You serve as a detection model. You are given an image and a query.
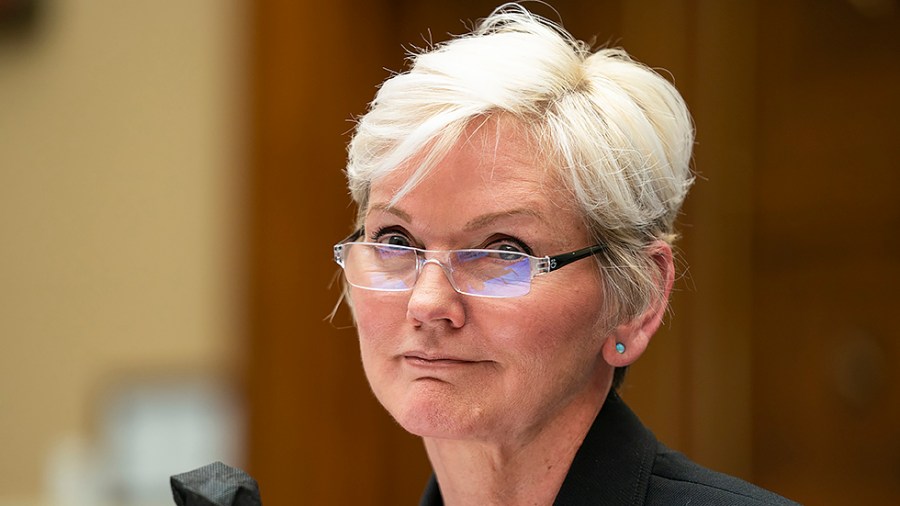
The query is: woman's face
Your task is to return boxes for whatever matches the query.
[352,119,614,445]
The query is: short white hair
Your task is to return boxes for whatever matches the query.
[346,3,694,325]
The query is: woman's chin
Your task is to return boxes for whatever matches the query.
[385,391,488,440]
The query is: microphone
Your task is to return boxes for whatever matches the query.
[170,461,262,506]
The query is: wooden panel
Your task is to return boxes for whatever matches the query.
[753,1,900,504]
[678,0,760,479]
[244,1,430,504]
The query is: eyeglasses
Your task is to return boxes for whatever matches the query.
[333,230,605,298]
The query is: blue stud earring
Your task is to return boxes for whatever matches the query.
[615,342,626,354]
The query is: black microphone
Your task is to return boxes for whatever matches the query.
[170,461,262,506]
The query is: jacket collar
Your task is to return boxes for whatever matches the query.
[553,391,656,505]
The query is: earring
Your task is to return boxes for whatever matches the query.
[615,342,626,354]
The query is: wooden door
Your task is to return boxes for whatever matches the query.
[752,1,900,503]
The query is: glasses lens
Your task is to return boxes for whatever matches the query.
[450,249,532,297]
[343,243,417,291]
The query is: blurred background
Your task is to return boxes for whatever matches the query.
[1,1,898,505]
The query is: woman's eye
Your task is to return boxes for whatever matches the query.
[490,242,529,260]
[495,243,523,253]
[374,232,411,247]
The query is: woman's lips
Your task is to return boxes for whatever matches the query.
[401,353,489,369]
[404,356,472,366]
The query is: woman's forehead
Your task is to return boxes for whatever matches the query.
[364,135,587,247]
[370,118,560,200]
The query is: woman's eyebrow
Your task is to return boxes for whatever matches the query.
[367,203,545,230]
[464,208,545,231]
[367,202,412,222]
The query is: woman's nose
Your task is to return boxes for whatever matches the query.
[405,261,466,328]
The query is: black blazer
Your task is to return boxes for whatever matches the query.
[419,392,800,505]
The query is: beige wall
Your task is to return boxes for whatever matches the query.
[0,1,244,503]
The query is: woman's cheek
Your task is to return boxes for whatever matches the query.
[354,292,405,341]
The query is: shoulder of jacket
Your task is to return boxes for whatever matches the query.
[645,446,802,506]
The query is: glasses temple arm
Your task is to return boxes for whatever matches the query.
[545,244,606,272]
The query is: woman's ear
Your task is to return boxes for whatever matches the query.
[602,241,675,367]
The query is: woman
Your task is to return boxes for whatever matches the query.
[333,4,797,505]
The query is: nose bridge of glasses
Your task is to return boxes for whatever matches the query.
[417,254,458,288]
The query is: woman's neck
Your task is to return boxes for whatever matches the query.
[422,382,612,506]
